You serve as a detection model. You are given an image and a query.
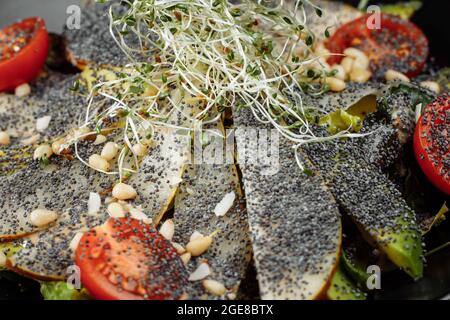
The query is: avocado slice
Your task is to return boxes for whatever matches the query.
[341,246,371,286]
[303,130,424,280]
[319,95,377,133]
[327,265,366,300]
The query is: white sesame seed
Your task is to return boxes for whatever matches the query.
[189,262,211,281]
[88,192,101,215]
[36,116,52,132]
[214,191,235,217]
[69,232,84,251]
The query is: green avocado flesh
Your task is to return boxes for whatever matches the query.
[341,251,369,286]
[327,266,366,300]
[319,95,377,133]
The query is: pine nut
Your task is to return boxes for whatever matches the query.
[350,68,372,83]
[420,81,440,94]
[30,209,58,227]
[331,64,346,81]
[69,232,84,251]
[107,202,125,218]
[180,252,191,265]
[186,236,213,257]
[101,142,119,161]
[36,116,52,132]
[203,279,227,296]
[33,144,53,160]
[385,69,410,82]
[15,83,31,97]
[325,77,346,92]
[132,143,148,157]
[51,139,65,155]
[172,242,186,254]
[93,134,107,145]
[189,262,210,281]
[341,56,354,74]
[112,182,137,200]
[344,47,369,70]
[0,131,10,145]
[159,219,175,241]
[89,154,110,172]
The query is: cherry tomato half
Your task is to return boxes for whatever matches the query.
[326,13,428,79]
[0,17,49,92]
[414,94,450,195]
[75,217,188,300]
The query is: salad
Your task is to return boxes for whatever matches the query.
[0,0,449,300]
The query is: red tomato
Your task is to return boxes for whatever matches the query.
[326,13,428,79]
[0,17,49,92]
[75,217,188,300]
[414,94,450,195]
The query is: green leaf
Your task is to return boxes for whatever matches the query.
[380,1,422,20]
[422,202,449,235]
[40,282,91,300]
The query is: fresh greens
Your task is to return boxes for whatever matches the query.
[327,265,366,300]
[40,282,91,300]
[380,1,422,19]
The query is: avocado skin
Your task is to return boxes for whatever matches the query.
[327,265,366,300]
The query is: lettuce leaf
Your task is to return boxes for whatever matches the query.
[40,282,91,300]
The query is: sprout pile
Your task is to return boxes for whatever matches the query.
[70,0,364,176]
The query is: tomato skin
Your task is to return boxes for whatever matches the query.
[0,17,49,92]
[326,13,428,79]
[414,95,450,195]
[75,217,188,300]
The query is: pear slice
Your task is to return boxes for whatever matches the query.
[5,207,108,281]
[234,108,342,300]
[172,118,252,299]
[0,142,114,240]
